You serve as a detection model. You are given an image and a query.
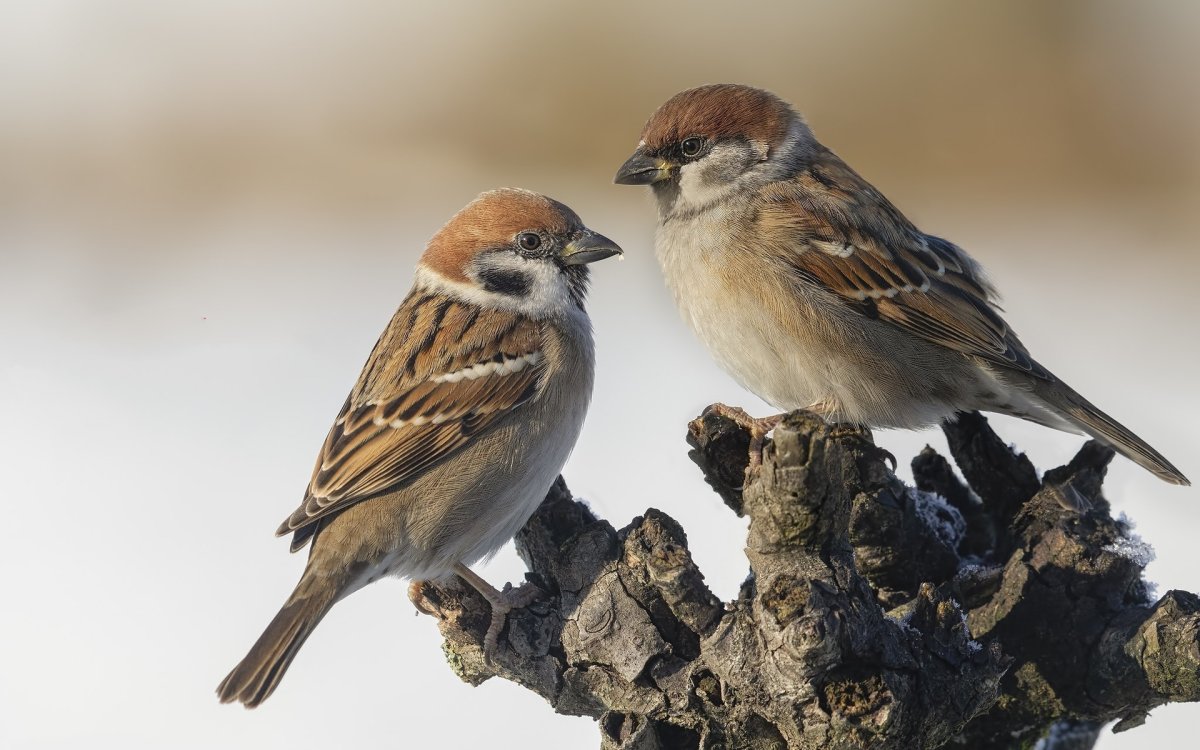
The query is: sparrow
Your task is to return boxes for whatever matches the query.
[217,188,622,707]
[615,83,1188,485]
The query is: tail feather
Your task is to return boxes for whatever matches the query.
[217,585,336,708]
[1031,378,1190,486]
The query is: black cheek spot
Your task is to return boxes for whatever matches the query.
[478,267,532,297]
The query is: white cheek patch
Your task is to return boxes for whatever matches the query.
[414,260,574,319]
[677,163,731,211]
[480,253,574,315]
[676,143,754,212]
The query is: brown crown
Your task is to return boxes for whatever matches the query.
[640,84,796,152]
[422,188,583,282]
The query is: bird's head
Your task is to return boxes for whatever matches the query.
[615,84,813,216]
[419,188,622,317]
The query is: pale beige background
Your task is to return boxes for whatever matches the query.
[2,2,1197,748]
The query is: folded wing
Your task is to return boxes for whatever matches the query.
[757,150,1048,380]
[277,296,546,549]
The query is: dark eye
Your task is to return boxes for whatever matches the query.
[680,136,705,158]
[517,232,541,251]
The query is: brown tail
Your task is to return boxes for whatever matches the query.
[1032,377,1190,486]
[217,578,337,708]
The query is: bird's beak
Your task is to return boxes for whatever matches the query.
[559,230,623,265]
[614,149,673,185]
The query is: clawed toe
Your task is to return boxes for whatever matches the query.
[482,607,507,664]
[748,413,784,470]
[453,563,544,666]
[706,404,785,479]
[706,402,754,426]
[481,583,542,665]
[407,580,437,617]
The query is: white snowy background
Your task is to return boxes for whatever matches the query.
[2,2,1197,748]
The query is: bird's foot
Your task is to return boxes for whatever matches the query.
[482,583,542,665]
[704,404,785,477]
[407,579,437,616]
[453,563,541,666]
[811,401,895,471]
[747,414,784,471]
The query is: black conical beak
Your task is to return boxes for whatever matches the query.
[558,230,623,265]
[614,149,673,185]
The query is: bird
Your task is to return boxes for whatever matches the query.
[614,83,1188,485]
[216,188,622,708]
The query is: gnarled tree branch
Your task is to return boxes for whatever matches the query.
[410,409,1199,749]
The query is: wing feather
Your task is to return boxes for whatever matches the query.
[276,294,546,543]
[758,149,1048,379]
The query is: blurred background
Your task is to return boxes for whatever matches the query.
[2,1,1197,748]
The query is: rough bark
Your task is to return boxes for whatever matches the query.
[411,408,1200,749]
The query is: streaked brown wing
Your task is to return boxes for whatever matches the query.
[276,292,546,545]
[757,150,1047,379]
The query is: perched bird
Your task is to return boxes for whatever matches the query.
[615,84,1188,485]
[217,188,622,707]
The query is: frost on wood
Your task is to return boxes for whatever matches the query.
[411,409,1200,749]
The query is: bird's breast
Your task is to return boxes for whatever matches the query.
[654,215,831,410]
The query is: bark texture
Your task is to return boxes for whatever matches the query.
[411,408,1200,749]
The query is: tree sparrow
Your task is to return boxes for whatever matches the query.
[217,188,622,707]
[615,84,1187,485]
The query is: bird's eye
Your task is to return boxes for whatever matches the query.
[517,232,542,251]
[680,137,705,158]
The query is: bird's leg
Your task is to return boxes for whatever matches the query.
[747,413,784,471]
[453,563,539,665]
[706,404,785,472]
[808,399,897,470]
